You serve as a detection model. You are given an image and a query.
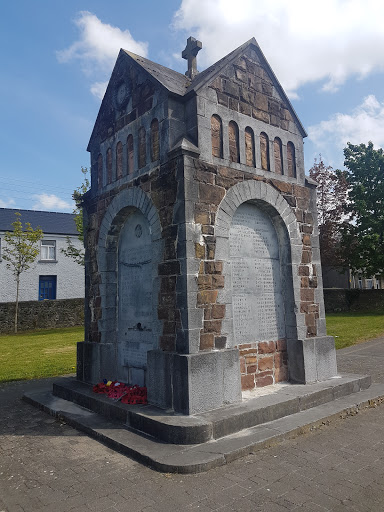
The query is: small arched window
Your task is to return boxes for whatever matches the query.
[273,137,283,175]
[260,132,270,171]
[228,121,240,163]
[138,127,146,169]
[150,119,160,162]
[127,134,134,175]
[211,115,223,158]
[287,141,296,178]
[106,148,112,184]
[245,127,255,167]
[97,154,103,189]
[116,142,123,180]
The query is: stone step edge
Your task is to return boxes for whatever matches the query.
[51,374,371,445]
[23,383,384,474]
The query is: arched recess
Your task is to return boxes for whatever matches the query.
[116,141,123,179]
[150,119,160,162]
[260,132,270,171]
[97,154,103,190]
[106,148,112,184]
[287,141,296,178]
[127,134,134,175]
[138,127,146,168]
[97,188,163,383]
[211,114,223,158]
[215,180,303,350]
[245,127,255,167]
[228,121,240,163]
[274,137,283,175]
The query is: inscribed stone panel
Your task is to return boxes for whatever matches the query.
[118,210,153,369]
[230,203,285,344]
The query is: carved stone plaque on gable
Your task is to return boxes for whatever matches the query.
[230,202,285,344]
[118,210,153,369]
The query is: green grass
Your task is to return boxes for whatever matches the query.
[0,326,83,383]
[1,314,384,384]
[326,312,384,349]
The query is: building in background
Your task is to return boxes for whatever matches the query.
[0,208,84,302]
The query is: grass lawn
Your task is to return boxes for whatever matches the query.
[1,314,384,384]
[326,312,384,350]
[0,326,83,384]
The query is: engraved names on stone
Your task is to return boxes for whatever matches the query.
[230,203,285,343]
[118,210,153,369]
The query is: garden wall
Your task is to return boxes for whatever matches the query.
[324,289,384,313]
[0,298,84,333]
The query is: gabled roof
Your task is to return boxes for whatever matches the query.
[123,38,306,137]
[0,208,78,236]
[185,37,307,137]
[122,50,190,96]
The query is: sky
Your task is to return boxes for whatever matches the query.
[1,0,384,213]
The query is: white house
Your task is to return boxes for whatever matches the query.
[0,208,84,302]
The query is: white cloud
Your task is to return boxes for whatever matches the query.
[32,194,73,212]
[57,11,148,96]
[307,95,384,167]
[90,81,108,100]
[0,198,15,208]
[173,0,384,96]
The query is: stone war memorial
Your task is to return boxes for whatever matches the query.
[26,37,380,472]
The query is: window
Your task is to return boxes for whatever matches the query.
[151,119,160,161]
[211,115,223,158]
[41,240,56,261]
[245,127,255,167]
[127,134,134,174]
[273,137,283,175]
[287,142,296,178]
[116,141,123,179]
[39,275,56,300]
[228,121,240,163]
[260,132,270,171]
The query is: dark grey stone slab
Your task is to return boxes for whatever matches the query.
[23,382,384,473]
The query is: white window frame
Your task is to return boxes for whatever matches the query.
[41,240,56,261]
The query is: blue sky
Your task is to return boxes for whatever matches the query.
[1,0,384,212]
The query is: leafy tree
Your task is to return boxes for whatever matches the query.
[340,141,384,277]
[61,167,90,265]
[308,156,348,266]
[3,212,44,332]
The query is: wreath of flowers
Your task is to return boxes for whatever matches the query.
[93,380,147,405]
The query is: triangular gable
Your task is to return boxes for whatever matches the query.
[88,50,189,150]
[187,38,307,138]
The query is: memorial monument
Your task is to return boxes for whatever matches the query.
[77,36,338,415]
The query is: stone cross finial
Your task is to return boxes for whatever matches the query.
[182,36,202,80]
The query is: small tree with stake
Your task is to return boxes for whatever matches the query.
[3,212,43,332]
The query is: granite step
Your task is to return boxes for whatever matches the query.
[48,374,370,445]
[23,382,384,473]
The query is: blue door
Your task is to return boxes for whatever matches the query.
[39,276,57,300]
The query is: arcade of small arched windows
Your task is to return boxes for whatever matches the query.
[97,118,160,189]
[211,115,297,178]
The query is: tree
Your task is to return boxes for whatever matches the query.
[3,212,43,333]
[308,156,348,266]
[61,167,90,265]
[339,141,384,277]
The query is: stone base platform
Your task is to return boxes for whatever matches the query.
[23,375,384,473]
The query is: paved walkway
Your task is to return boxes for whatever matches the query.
[1,338,384,512]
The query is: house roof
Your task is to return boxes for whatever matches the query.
[0,209,79,236]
